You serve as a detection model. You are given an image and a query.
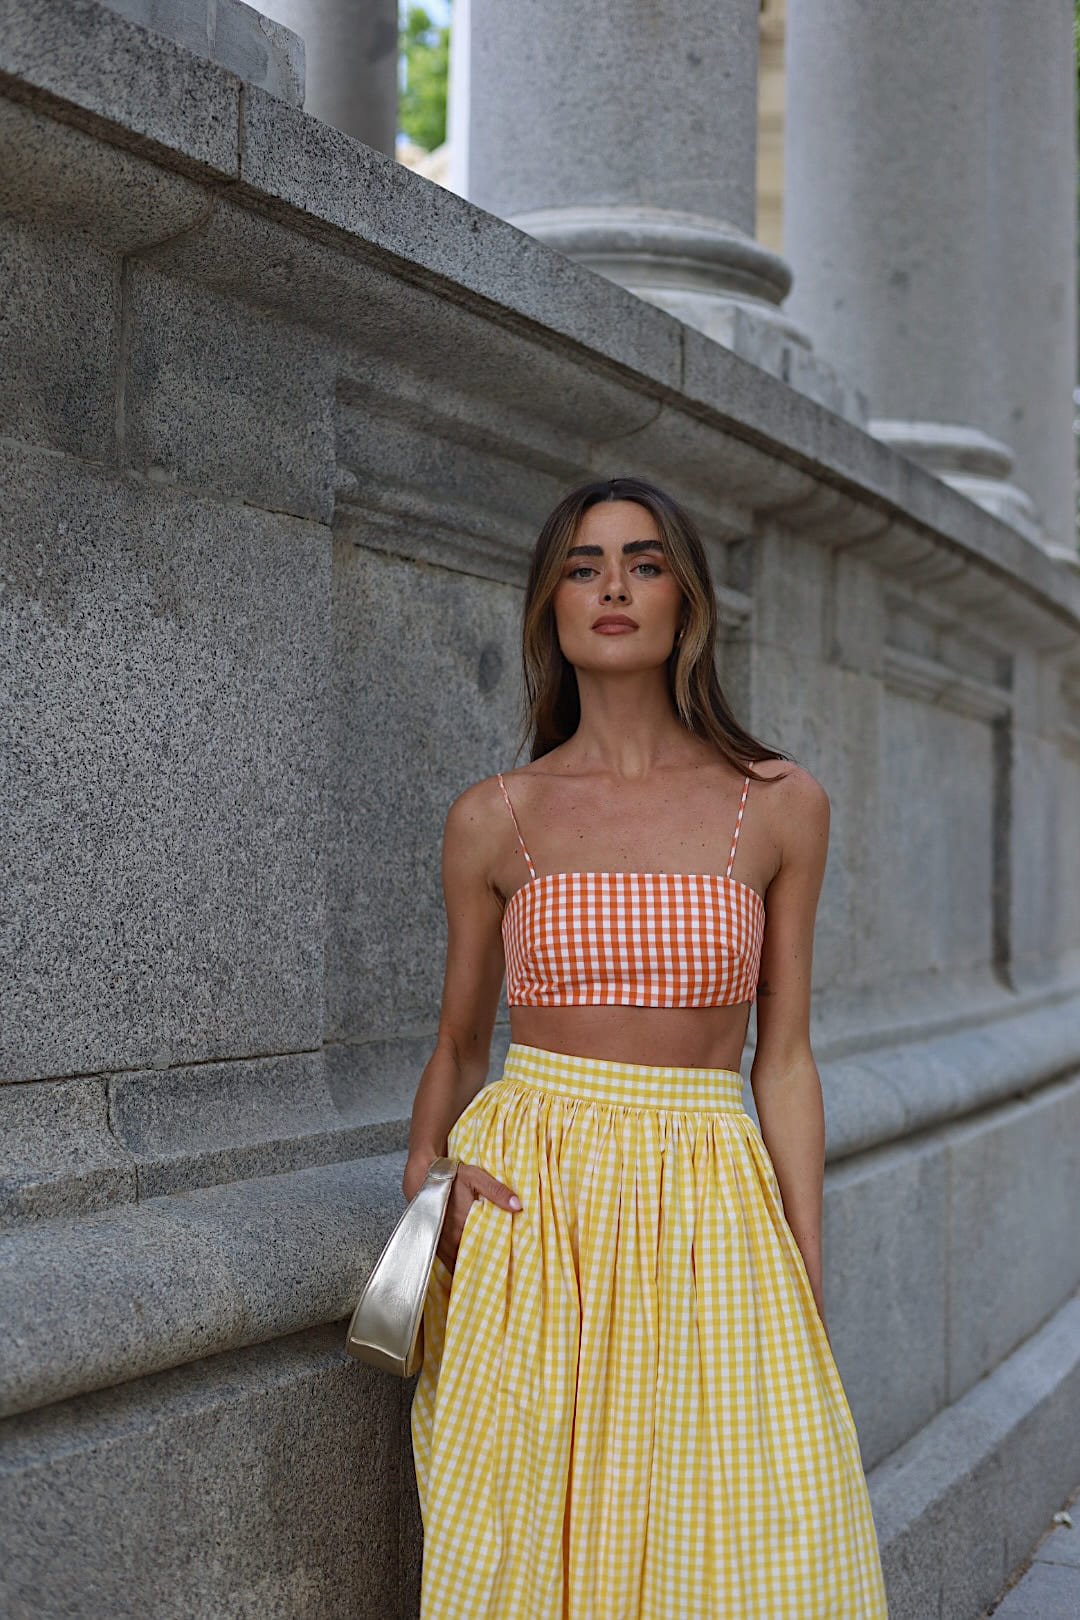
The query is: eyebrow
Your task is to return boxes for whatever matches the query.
[566,538,665,558]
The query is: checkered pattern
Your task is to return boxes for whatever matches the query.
[411,1044,888,1619]
[497,773,765,1009]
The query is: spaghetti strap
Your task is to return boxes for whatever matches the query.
[497,772,537,880]
[725,773,751,878]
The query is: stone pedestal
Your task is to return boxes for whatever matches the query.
[783,0,1038,532]
[258,0,397,155]
[987,0,1077,549]
[466,0,835,392]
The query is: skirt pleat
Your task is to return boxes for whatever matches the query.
[411,1043,888,1619]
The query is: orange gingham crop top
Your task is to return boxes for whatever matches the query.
[497,771,766,1009]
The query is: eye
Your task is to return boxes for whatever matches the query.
[634,561,663,576]
[566,565,597,580]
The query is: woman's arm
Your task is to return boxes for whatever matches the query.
[403,781,521,1262]
[750,767,831,1331]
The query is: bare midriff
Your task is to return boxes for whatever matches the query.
[509,1003,753,1073]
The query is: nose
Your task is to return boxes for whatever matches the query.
[600,563,629,602]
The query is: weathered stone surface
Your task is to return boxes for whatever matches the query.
[1012,732,1080,976]
[102,0,304,109]
[992,1563,1080,1620]
[0,1154,405,1419]
[944,1072,1080,1401]
[107,1051,405,1196]
[817,991,1080,1161]
[0,444,328,1082]
[0,96,214,252]
[324,1027,513,1142]
[0,1080,135,1225]
[870,1290,1080,1620]
[236,86,687,394]
[1034,1523,1080,1571]
[0,216,119,461]
[824,1134,947,1471]
[0,0,240,178]
[326,542,523,1044]
[122,259,337,521]
[0,1326,415,1620]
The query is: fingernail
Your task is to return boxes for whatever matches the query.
[509,1195,522,1212]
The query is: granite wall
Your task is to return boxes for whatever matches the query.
[2,6,1079,1618]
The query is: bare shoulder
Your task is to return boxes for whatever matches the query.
[757,761,835,874]
[444,773,511,849]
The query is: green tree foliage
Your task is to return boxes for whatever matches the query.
[399,5,450,152]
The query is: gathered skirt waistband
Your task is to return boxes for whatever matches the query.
[501,1040,746,1113]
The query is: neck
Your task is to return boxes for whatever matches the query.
[563,667,698,778]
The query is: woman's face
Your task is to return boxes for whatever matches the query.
[551,500,684,673]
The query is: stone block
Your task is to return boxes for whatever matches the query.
[326,543,524,1044]
[868,1279,1080,1620]
[0,1079,135,1225]
[101,0,304,107]
[0,97,215,253]
[0,1326,416,1620]
[816,669,883,993]
[875,687,994,982]
[130,190,669,487]
[823,1133,947,1469]
[107,1051,399,1196]
[1036,1524,1080,1570]
[1012,731,1080,977]
[945,1074,1080,1401]
[237,86,685,395]
[0,0,240,179]
[992,1563,1080,1620]
[0,216,118,461]
[122,260,337,522]
[0,443,328,1081]
[969,1267,1080,1577]
[753,522,829,660]
[819,1056,910,1161]
[0,1153,405,1418]
[817,991,1080,1162]
[873,1408,1006,1620]
[324,1026,513,1145]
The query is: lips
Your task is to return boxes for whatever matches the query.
[592,615,639,631]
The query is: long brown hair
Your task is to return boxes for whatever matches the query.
[521,476,790,776]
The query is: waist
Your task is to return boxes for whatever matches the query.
[501,1042,747,1113]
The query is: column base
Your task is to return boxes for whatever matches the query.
[511,204,868,425]
[871,420,1044,543]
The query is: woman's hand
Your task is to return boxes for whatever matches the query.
[436,1161,522,1274]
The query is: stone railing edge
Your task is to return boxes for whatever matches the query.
[1,0,1077,642]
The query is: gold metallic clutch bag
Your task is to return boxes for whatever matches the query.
[345,1156,460,1376]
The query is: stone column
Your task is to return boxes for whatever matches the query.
[783,0,1036,533]
[465,0,803,356]
[988,0,1077,550]
[258,0,398,155]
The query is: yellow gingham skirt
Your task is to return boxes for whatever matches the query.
[411,1043,888,1618]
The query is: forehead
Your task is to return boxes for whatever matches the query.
[574,500,662,547]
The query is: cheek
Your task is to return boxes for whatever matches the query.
[551,586,587,639]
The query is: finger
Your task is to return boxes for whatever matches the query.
[460,1165,522,1213]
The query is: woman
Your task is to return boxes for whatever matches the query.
[405,476,888,1618]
